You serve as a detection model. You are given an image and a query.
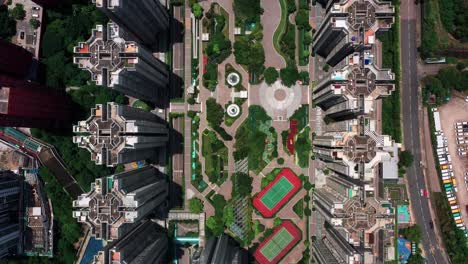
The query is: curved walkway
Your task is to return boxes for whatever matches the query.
[261,0,286,69]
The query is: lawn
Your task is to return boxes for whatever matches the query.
[132,100,152,111]
[292,198,304,218]
[202,129,229,185]
[378,5,401,143]
[298,29,306,66]
[273,0,288,61]
[295,127,311,168]
[234,106,278,173]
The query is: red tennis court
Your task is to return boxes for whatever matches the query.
[253,168,301,217]
[253,221,302,264]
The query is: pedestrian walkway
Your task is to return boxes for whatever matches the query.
[261,0,286,68]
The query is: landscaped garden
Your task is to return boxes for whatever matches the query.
[276,0,296,63]
[201,129,229,185]
[202,3,232,91]
[206,97,233,140]
[295,127,311,168]
[234,106,278,173]
[279,105,311,168]
[233,0,265,83]
[189,112,208,192]
[224,98,245,126]
[223,64,247,126]
[378,12,401,143]
[296,0,312,66]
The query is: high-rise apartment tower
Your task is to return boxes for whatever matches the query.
[91,220,168,264]
[0,171,24,258]
[73,102,168,167]
[74,23,169,105]
[92,0,169,47]
[72,166,168,241]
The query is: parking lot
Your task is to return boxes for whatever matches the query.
[438,96,468,229]
[9,0,42,58]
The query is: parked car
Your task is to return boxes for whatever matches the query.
[420,189,428,197]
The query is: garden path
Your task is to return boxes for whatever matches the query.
[261,0,287,68]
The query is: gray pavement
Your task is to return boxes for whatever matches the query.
[400,1,449,263]
[173,5,185,81]
[10,0,42,58]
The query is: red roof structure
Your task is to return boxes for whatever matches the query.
[286,120,298,155]
[253,168,301,217]
[253,221,302,264]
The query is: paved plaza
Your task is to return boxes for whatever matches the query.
[256,80,303,120]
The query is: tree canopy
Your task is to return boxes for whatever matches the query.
[206,216,225,235]
[232,172,253,196]
[264,67,279,85]
[0,5,16,39]
[399,150,414,168]
[280,63,300,87]
[29,18,41,29]
[39,167,81,263]
[192,3,203,19]
[41,4,107,89]
[11,4,26,20]
[295,9,311,31]
[233,0,262,22]
[211,194,227,216]
[438,0,468,41]
[206,98,224,128]
[189,197,204,213]
[233,37,265,75]
[423,66,468,106]
[399,225,422,243]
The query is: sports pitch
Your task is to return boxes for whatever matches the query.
[253,168,301,217]
[253,221,302,264]
[260,177,294,209]
[259,228,294,261]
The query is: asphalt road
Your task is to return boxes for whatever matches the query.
[400,1,448,263]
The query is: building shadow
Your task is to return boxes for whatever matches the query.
[167,122,184,209]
